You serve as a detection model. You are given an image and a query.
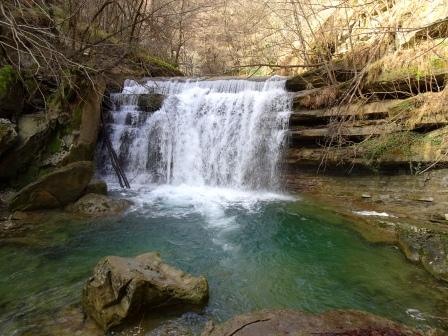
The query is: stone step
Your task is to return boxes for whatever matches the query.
[285,146,448,167]
[285,127,448,168]
[290,100,399,125]
[288,122,400,142]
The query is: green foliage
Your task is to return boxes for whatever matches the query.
[0,65,17,97]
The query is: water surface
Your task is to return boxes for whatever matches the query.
[0,186,447,335]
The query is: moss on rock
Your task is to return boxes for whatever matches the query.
[0,65,24,120]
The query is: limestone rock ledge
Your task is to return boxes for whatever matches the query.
[82,252,209,331]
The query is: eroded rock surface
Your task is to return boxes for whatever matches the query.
[9,161,94,211]
[66,193,131,217]
[82,252,209,331]
[201,310,421,336]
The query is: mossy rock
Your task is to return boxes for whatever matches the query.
[0,113,51,181]
[0,65,24,120]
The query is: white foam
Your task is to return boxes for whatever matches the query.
[353,211,396,218]
[128,184,294,217]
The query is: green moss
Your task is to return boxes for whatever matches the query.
[377,65,427,82]
[135,52,179,72]
[69,103,83,132]
[358,132,424,172]
[47,133,63,155]
[0,65,17,97]
[48,80,78,118]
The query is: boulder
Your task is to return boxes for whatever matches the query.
[84,179,108,195]
[137,93,165,112]
[82,252,209,331]
[66,193,131,217]
[9,161,94,211]
[0,119,17,156]
[202,310,421,336]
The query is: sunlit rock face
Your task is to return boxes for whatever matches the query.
[98,77,292,190]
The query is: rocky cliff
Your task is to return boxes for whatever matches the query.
[283,11,448,281]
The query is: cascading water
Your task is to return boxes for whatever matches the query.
[98,77,292,191]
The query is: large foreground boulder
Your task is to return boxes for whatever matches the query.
[202,310,421,336]
[82,252,209,331]
[9,161,94,211]
[66,193,132,217]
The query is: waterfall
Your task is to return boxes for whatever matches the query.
[98,77,292,191]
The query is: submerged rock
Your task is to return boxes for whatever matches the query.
[137,93,165,112]
[201,310,421,336]
[82,252,209,331]
[66,193,131,217]
[9,161,94,211]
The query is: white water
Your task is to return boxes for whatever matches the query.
[99,77,292,196]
